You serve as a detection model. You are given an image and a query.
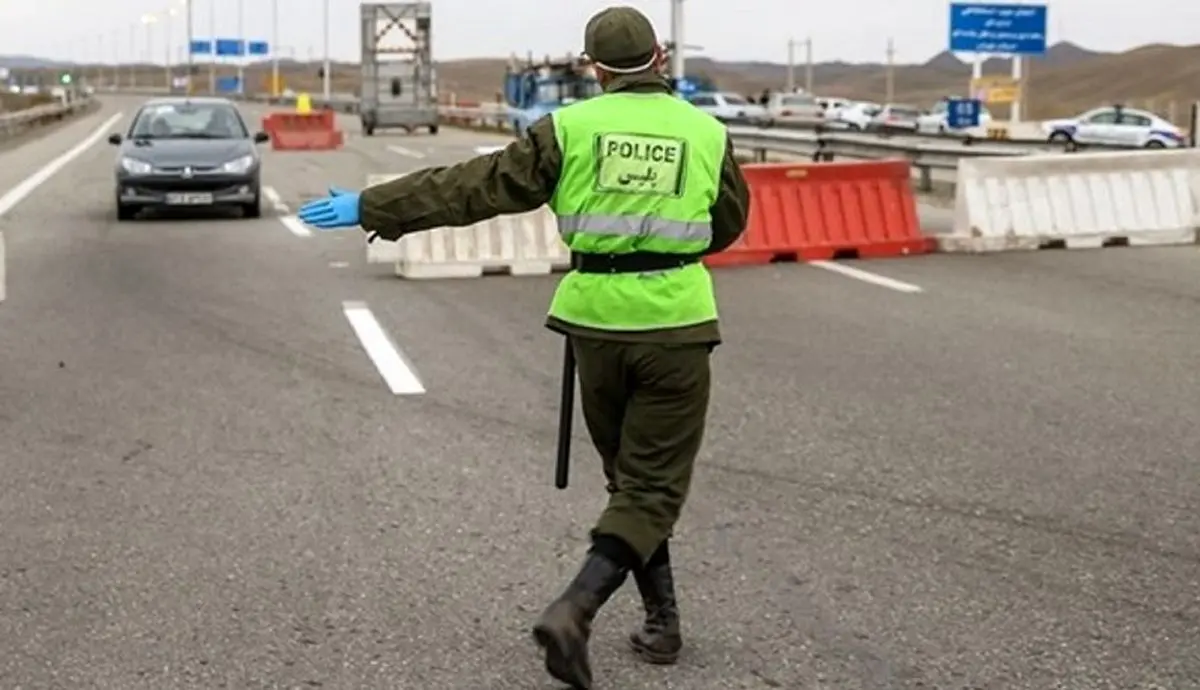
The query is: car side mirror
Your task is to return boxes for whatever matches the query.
[254,131,269,143]
[107,133,121,145]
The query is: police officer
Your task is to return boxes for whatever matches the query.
[297,6,749,688]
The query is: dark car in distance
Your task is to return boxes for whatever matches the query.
[109,97,270,220]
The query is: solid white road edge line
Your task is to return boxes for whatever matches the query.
[0,112,123,217]
[473,145,507,155]
[0,111,124,302]
[809,260,923,293]
[342,301,425,395]
[278,215,311,237]
[387,145,425,159]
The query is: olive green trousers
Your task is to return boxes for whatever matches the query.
[571,336,712,563]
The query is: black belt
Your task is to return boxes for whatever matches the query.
[573,251,701,274]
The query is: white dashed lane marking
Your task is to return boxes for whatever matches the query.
[262,185,289,213]
[810,260,923,293]
[387,145,425,159]
[342,301,425,395]
[278,215,311,237]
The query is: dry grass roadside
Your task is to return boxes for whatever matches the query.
[0,92,52,113]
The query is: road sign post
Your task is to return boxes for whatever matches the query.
[188,39,212,93]
[948,3,1047,122]
[248,41,269,97]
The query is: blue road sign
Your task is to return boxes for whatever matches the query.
[215,76,241,92]
[215,38,244,57]
[946,98,981,128]
[674,77,697,96]
[247,41,269,56]
[189,40,213,55]
[949,3,1047,55]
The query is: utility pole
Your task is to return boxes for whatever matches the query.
[885,38,896,103]
[786,39,795,91]
[787,38,813,93]
[209,0,216,94]
[322,0,332,101]
[112,29,120,88]
[166,8,177,91]
[669,0,684,81]
[236,0,245,94]
[128,24,137,88]
[804,38,813,93]
[271,0,280,97]
[185,0,193,94]
[96,35,104,88]
[142,15,157,85]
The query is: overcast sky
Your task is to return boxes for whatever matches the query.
[1,0,1196,65]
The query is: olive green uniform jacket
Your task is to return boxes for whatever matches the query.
[358,73,752,345]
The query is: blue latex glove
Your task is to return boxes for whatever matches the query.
[297,186,361,230]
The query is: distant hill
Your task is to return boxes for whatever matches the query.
[924,40,1104,71]
[7,41,1199,121]
[0,55,63,69]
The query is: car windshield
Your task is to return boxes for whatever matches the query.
[536,77,600,104]
[887,107,921,118]
[130,102,248,139]
[723,94,749,105]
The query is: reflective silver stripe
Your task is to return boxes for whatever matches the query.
[556,214,711,243]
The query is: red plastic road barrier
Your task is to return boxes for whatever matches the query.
[263,111,342,151]
[704,160,933,267]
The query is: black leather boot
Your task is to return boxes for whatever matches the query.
[532,551,629,689]
[628,562,682,664]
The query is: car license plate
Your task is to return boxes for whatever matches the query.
[165,192,213,205]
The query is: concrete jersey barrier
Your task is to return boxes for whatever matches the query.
[0,98,97,142]
[362,173,569,278]
[943,148,1200,251]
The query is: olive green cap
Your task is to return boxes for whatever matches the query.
[583,6,659,71]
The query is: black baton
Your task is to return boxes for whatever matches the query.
[554,252,580,489]
[554,336,575,489]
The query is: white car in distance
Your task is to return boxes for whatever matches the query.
[685,92,770,124]
[1043,106,1186,148]
[766,91,823,125]
[867,104,924,132]
[835,102,882,130]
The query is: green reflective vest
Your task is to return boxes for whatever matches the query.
[546,92,727,331]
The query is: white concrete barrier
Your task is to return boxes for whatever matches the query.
[363,173,568,279]
[943,148,1200,251]
[392,206,567,279]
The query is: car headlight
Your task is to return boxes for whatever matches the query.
[221,155,255,174]
[120,157,152,174]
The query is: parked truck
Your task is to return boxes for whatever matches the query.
[504,56,600,135]
[359,2,438,136]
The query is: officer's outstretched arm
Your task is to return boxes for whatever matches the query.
[358,116,564,241]
[705,137,751,255]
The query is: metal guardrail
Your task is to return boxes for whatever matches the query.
[0,97,98,142]
[433,104,1132,193]
[101,87,1146,193]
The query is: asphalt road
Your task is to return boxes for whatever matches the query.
[1,96,1197,689]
